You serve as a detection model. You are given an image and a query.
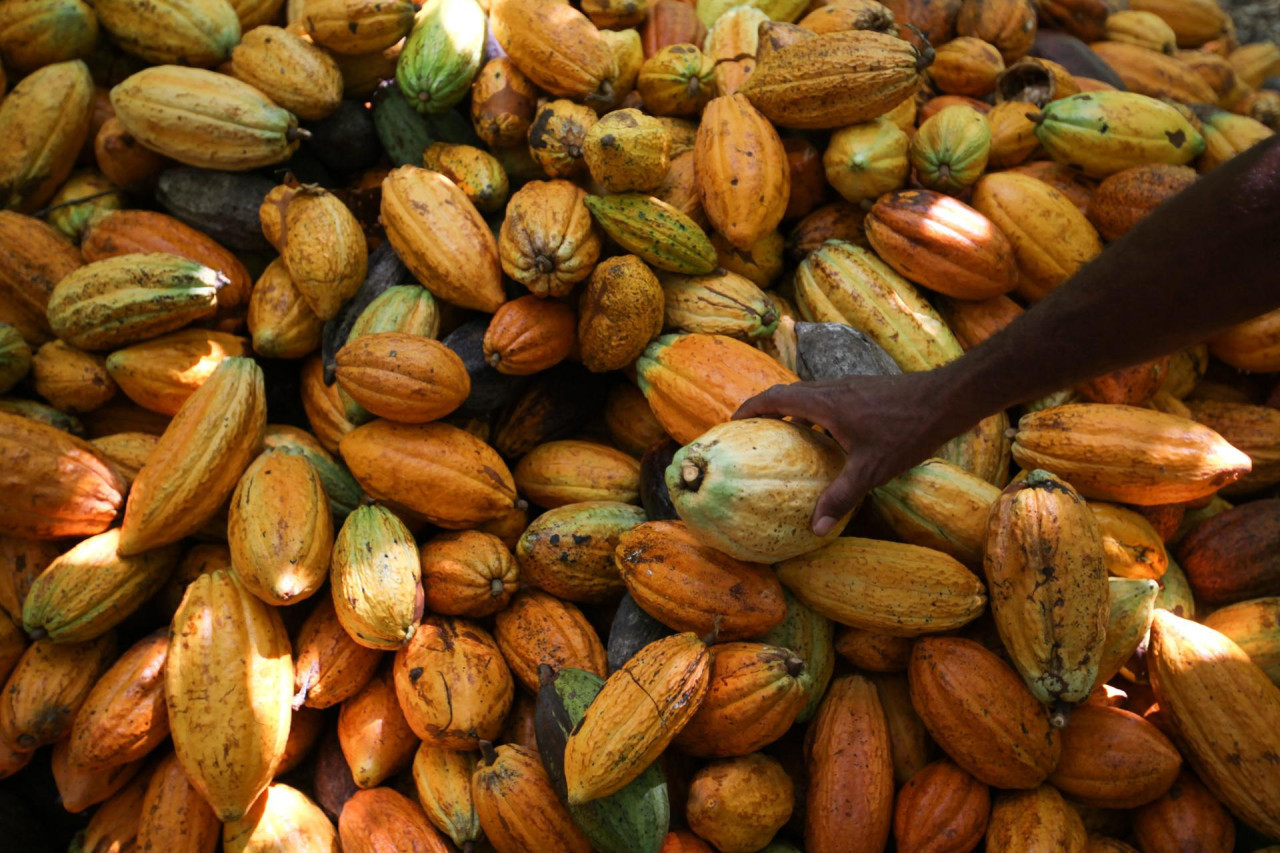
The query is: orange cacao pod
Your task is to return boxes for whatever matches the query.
[675,641,807,758]
[338,787,451,853]
[0,411,124,539]
[393,616,514,750]
[894,759,990,853]
[493,589,606,693]
[805,674,894,853]
[616,520,786,641]
[695,94,790,249]
[338,669,419,789]
[908,636,1061,788]
[67,630,169,771]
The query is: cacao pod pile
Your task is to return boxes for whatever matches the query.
[0,0,1279,849]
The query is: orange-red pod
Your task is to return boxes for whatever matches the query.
[1077,356,1171,406]
[1049,704,1182,808]
[642,1,706,57]
[338,787,451,853]
[615,520,787,641]
[804,674,894,853]
[0,412,124,540]
[908,636,1061,789]
[941,293,1024,351]
[1133,770,1236,853]
[483,295,576,376]
[94,116,171,189]
[784,136,829,220]
[674,641,808,758]
[68,630,169,771]
[338,669,419,789]
[893,759,990,853]
[293,596,383,711]
[1086,163,1197,242]
[865,189,1019,300]
[493,589,607,693]
[51,739,144,814]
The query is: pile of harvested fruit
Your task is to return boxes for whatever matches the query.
[2,0,1280,850]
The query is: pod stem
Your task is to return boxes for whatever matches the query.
[1049,701,1073,729]
[479,739,498,766]
[287,127,313,142]
[679,458,705,492]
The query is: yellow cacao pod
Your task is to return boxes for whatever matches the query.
[110,66,301,171]
[119,356,266,555]
[167,570,293,822]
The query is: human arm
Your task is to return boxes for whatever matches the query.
[735,133,1280,535]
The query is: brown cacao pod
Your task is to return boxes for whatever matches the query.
[986,785,1087,851]
[1048,703,1182,808]
[1132,769,1236,853]
[1086,163,1198,241]
[893,759,990,853]
[908,636,1060,788]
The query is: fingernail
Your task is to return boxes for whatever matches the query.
[813,516,837,536]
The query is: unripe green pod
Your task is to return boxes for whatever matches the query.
[395,0,487,115]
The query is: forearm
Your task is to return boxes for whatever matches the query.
[938,134,1280,427]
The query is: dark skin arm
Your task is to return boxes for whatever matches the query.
[735,133,1280,536]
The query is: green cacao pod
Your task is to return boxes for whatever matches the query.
[396,0,487,115]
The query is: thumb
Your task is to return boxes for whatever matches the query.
[811,460,868,536]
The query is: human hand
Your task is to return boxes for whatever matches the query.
[733,370,973,536]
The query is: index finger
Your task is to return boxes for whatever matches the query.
[732,382,826,423]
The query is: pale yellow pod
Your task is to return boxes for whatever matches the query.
[330,504,422,650]
[0,60,94,213]
[90,0,241,67]
[223,783,338,853]
[110,66,300,171]
[166,570,293,823]
[231,25,344,121]
[270,185,368,321]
